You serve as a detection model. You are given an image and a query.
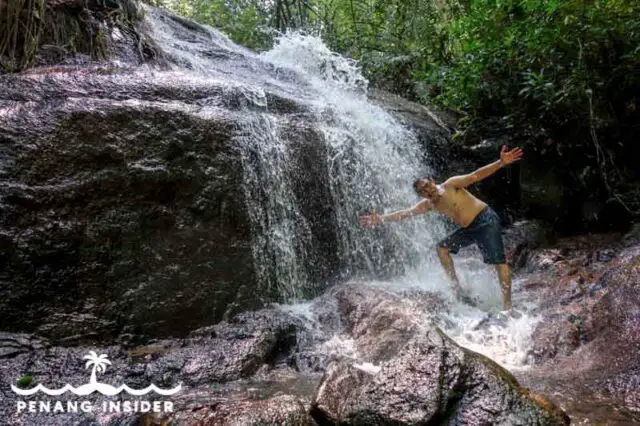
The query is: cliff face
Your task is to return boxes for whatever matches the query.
[0,2,452,341]
[0,73,257,339]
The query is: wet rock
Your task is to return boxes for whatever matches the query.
[0,87,257,340]
[331,283,441,362]
[308,284,569,425]
[472,309,524,332]
[583,243,640,343]
[501,219,551,270]
[523,239,633,364]
[253,291,406,376]
[280,294,348,374]
[529,314,581,363]
[593,248,616,263]
[367,89,455,176]
[519,239,640,422]
[622,222,640,246]
[0,73,342,341]
[0,309,312,425]
[311,329,569,425]
[524,249,567,273]
[596,367,640,415]
[165,394,314,425]
[0,333,50,359]
[141,309,305,385]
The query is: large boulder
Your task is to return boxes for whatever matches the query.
[331,283,439,362]
[311,284,569,425]
[0,45,342,341]
[0,77,262,340]
[312,337,568,425]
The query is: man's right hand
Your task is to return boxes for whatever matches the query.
[359,211,383,228]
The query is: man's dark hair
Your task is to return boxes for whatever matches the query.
[413,177,429,194]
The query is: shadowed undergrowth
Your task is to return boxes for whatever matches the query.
[0,0,144,72]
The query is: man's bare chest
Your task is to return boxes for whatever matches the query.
[434,191,466,214]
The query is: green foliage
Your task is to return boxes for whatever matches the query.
[187,0,272,49]
[17,375,33,388]
[151,0,317,50]
[428,0,640,118]
[426,0,640,215]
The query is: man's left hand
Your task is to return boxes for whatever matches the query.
[500,145,524,166]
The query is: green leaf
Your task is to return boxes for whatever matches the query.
[17,375,33,387]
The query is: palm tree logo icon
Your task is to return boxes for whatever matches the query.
[84,351,111,386]
[11,351,182,396]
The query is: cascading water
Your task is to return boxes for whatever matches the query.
[237,109,313,301]
[145,7,450,297]
[261,33,451,279]
[143,7,541,371]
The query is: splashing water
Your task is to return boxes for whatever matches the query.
[280,278,541,372]
[261,32,368,93]
[442,306,541,370]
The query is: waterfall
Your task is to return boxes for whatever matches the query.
[257,33,452,291]
[144,7,452,301]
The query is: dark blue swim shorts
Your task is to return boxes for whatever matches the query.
[437,206,506,264]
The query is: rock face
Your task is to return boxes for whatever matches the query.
[311,284,569,426]
[516,232,640,423]
[0,79,258,340]
[313,346,568,425]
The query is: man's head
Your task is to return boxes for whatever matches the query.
[413,177,438,199]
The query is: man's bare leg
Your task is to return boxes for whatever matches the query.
[495,263,512,310]
[437,247,462,298]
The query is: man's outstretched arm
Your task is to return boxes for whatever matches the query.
[445,145,523,189]
[359,199,432,227]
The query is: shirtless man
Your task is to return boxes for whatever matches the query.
[359,145,524,310]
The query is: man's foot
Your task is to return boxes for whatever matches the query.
[474,308,523,330]
[495,307,522,321]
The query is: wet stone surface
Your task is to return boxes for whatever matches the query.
[515,233,640,424]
